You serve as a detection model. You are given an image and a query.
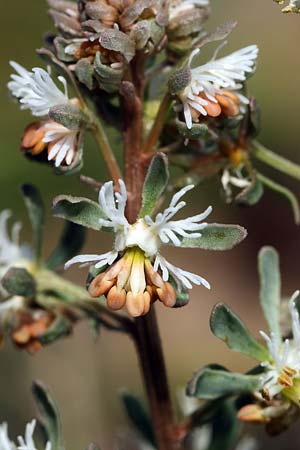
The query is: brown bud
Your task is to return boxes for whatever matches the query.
[126,292,145,317]
[237,404,266,423]
[157,282,177,308]
[107,286,127,310]
[89,273,115,297]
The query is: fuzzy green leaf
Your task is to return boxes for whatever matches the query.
[121,391,156,447]
[49,104,88,130]
[52,195,110,231]
[47,222,86,270]
[2,267,36,297]
[179,224,247,250]
[187,366,260,400]
[139,153,169,217]
[32,381,64,450]
[258,246,281,341]
[21,184,45,261]
[207,400,241,450]
[210,303,268,361]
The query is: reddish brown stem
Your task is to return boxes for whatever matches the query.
[121,55,180,450]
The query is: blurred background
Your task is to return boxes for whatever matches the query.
[1,1,300,449]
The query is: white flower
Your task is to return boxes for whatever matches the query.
[22,120,80,168]
[168,0,209,20]
[178,45,258,129]
[65,180,212,316]
[259,290,300,398]
[8,62,69,117]
[0,423,16,450]
[0,210,31,283]
[0,421,50,450]
[43,122,79,167]
[221,167,251,202]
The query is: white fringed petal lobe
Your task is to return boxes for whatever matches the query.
[43,122,78,167]
[8,62,69,117]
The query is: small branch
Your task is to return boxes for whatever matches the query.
[133,308,181,450]
[257,172,300,224]
[90,115,122,186]
[252,139,300,181]
[143,92,172,154]
[80,175,102,191]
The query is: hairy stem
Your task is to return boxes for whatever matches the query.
[121,57,179,450]
[252,139,300,180]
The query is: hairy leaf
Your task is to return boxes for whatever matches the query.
[187,366,260,400]
[53,195,110,231]
[258,246,281,341]
[139,153,169,217]
[21,184,45,261]
[32,381,64,450]
[179,224,247,250]
[210,303,268,361]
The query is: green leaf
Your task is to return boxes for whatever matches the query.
[210,303,268,361]
[187,366,260,400]
[207,400,241,450]
[38,314,73,346]
[47,222,86,270]
[258,246,281,341]
[52,195,110,231]
[175,118,215,139]
[121,391,156,447]
[257,172,300,225]
[139,153,169,218]
[2,267,36,297]
[179,224,247,250]
[32,381,64,450]
[21,184,45,261]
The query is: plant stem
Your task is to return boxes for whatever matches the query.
[252,139,300,180]
[134,309,180,450]
[91,116,122,186]
[121,58,179,450]
[257,172,300,224]
[143,92,172,154]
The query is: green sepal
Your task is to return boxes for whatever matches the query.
[179,223,247,250]
[210,303,268,361]
[48,104,89,130]
[38,313,73,346]
[235,176,264,206]
[120,391,156,447]
[21,184,45,262]
[47,222,86,270]
[258,246,281,341]
[175,119,215,139]
[187,365,260,400]
[52,195,111,231]
[168,275,189,308]
[2,267,36,297]
[139,153,169,217]
[32,381,64,450]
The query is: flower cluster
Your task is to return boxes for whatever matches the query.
[8,63,82,170]
[171,44,258,129]
[66,179,212,317]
